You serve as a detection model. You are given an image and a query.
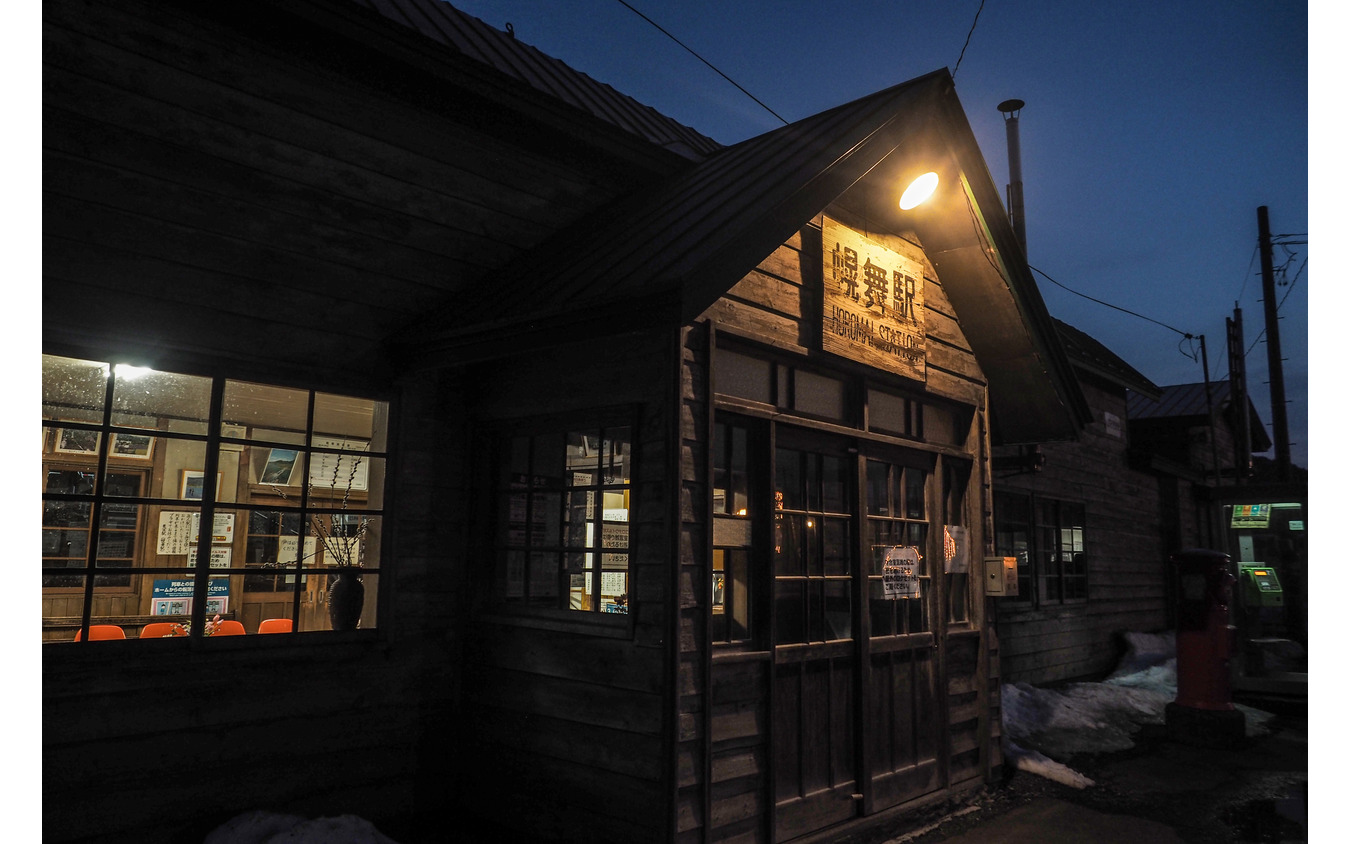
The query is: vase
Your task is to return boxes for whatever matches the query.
[327,568,365,631]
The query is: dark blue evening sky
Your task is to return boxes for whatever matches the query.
[454,0,1313,469]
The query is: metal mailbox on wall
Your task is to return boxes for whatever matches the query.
[985,555,1020,596]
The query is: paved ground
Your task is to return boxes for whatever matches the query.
[853,694,1309,844]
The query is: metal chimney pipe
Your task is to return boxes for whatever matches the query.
[998,98,1026,257]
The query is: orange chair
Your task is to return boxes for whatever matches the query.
[139,622,183,639]
[212,620,247,636]
[258,618,294,634]
[73,624,126,641]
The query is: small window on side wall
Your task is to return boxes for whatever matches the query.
[493,418,632,617]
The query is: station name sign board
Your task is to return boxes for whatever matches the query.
[822,216,926,380]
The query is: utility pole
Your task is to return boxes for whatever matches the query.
[1227,308,1252,481]
[1257,206,1291,481]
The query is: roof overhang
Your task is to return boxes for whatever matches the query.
[395,69,1089,442]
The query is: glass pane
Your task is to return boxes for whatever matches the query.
[223,380,309,445]
[563,491,593,547]
[529,551,560,605]
[870,587,896,637]
[866,461,889,515]
[821,455,846,513]
[729,424,749,515]
[712,423,728,514]
[905,468,926,519]
[794,369,845,420]
[806,581,824,642]
[775,580,805,644]
[824,580,851,640]
[113,365,211,434]
[313,391,377,442]
[601,427,630,485]
[43,355,110,424]
[714,348,773,403]
[776,448,803,512]
[868,388,909,436]
[823,518,850,576]
[776,513,805,576]
[566,429,599,480]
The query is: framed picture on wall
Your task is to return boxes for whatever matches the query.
[110,432,155,460]
[259,448,300,486]
[181,470,223,501]
[54,427,100,455]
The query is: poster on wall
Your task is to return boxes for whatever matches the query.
[882,546,922,598]
[156,511,236,554]
[821,216,927,380]
[150,577,230,616]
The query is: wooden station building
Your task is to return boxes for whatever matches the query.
[41,1,1093,842]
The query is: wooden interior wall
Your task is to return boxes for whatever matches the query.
[995,376,1174,685]
[697,214,996,841]
[457,333,674,843]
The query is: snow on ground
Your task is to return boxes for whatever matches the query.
[1000,630,1276,788]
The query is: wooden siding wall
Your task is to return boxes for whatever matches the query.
[994,376,1177,685]
[42,366,467,844]
[457,332,675,843]
[43,0,638,380]
[695,214,998,842]
[42,2,652,840]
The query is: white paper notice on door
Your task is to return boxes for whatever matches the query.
[882,546,922,599]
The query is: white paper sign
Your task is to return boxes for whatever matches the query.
[882,546,922,599]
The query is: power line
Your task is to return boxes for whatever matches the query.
[1028,264,1193,339]
[613,0,788,125]
[952,0,987,78]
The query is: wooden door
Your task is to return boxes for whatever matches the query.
[771,443,859,840]
[859,455,940,812]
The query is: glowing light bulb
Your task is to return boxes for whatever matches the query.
[899,172,939,210]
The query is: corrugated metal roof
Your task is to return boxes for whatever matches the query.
[1128,381,1232,419]
[1128,381,1272,450]
[1054,319,1160,398]
[401,67,1091,443]
[412,71,952,336]
[348,0,722,159]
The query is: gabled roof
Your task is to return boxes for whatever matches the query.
[397,66,1089,443]
[1054,319,1160,398]
[348,0,721,159]
[1128,381,1273,451]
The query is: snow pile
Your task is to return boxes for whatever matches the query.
[1001,630,1276,789]
[204,810,400,844]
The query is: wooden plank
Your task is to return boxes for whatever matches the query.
[470,667,664,737]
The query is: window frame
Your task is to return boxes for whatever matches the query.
[41,354,392,642]
[992,490,1088,608]
[480,407,638,635]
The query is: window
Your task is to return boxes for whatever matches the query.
[864,458,929,636]
[775,446,853,643]
[493,420,632,615]
[41,354,389,642]
[942,459,972,624]
[712,416,755,644]
[713,346,850,423]
[993,492,1087,606]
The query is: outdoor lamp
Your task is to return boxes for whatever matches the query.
[899,171,939,210]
